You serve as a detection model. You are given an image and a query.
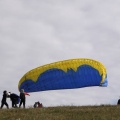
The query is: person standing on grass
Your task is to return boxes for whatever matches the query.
[1,90,9,109]
[19,89,26,108]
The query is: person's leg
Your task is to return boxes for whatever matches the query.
[13,99,17,108]
[12,100,14,108]
[4,102,9,109]
[23,100,25,108]
[19,99,24,108]
[1,102,4,108]
[15,102,17,108]
[14,100,17,108]
[19,100,22,108]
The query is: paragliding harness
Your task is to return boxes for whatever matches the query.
[11,93,20,105]
[34,101,43,108]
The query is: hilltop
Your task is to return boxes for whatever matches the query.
[0,105,120,120]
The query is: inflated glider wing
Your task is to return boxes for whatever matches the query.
[18,58,108,93]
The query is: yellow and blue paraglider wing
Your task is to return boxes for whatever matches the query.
[18,58,108,92]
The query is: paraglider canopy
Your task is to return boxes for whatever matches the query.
[18,58,108,93]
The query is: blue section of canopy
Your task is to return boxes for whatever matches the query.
[100,76,108,87]
[20,65,107,92]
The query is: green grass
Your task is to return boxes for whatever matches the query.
[0,105,120,120]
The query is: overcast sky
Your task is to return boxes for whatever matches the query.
[0,0,120,108]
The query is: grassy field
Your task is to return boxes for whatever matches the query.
[0,105,120,120]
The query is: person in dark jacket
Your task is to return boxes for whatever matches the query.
[9,92,20,108]
[1,90,9,109]
[19,89,25,108]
